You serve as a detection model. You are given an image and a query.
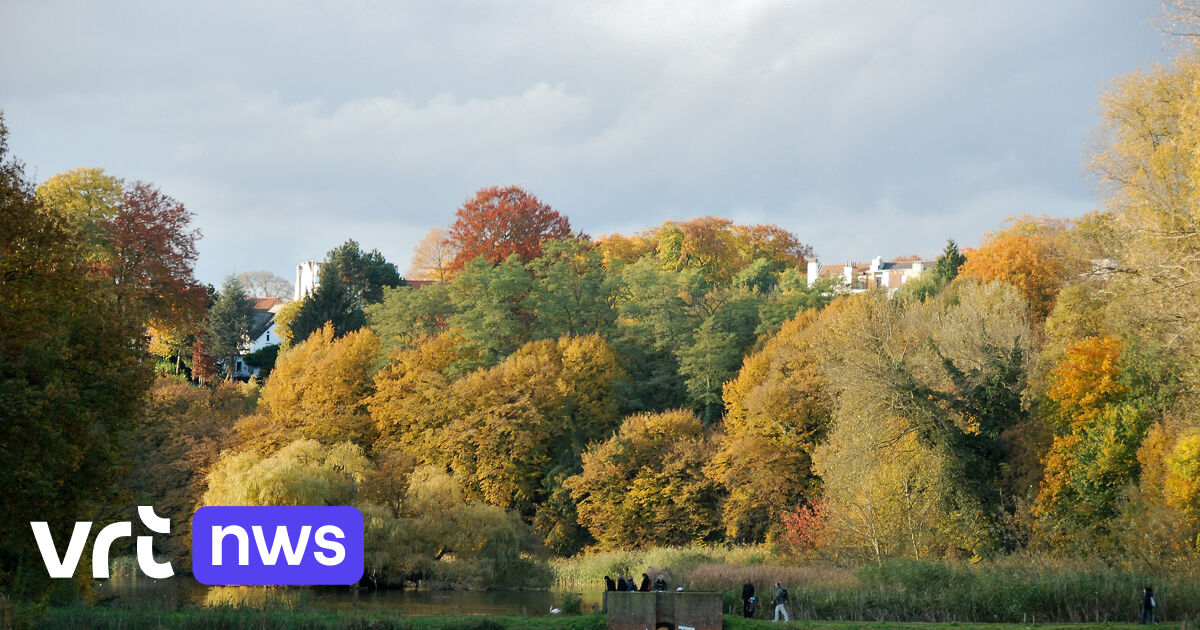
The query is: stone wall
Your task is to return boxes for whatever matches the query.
[604,591,722,630]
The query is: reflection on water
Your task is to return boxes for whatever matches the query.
[99,577,604,617]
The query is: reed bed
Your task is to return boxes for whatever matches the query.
[554,549,1200,623]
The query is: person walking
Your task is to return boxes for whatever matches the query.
[639,573,651,592]
[773,581,790,622]
[742,579,756,618]
[1141,586,1159,625]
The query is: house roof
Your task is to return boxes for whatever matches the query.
[406,279,440,289]
[248,296,284,341]
[253,296,284,311]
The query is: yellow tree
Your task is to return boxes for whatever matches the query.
[1091,48,1200,361]
[35,167,123,263]
[707,310,832,543]
[959,218,1069,322]
[407,227,458,281]
[567,409,722,549]
[238,323,380,453]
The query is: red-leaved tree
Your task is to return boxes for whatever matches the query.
[779,501,828,555]
[446,186,574,272]
[106,181,206,324]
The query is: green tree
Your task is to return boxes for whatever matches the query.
[205,276,254,380]
[447,255,534,369]
[527,238,615,339]
[934,239,966,285]
[366,281,456,359]
[678,296,760,422]
[292,240,403,342]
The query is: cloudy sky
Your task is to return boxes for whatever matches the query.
[0,1,1176,286]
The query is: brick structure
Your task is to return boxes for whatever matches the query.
[604,591,722,630]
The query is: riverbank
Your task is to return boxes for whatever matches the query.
[26,607,608,630]
[20,607,1195,630]
[553,549,1200,623]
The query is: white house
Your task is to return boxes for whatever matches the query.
[807,255,934,296]
[230,296,286,379]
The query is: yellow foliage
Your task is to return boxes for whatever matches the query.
[960,228,1065,321]
[1045,336,1127,429]
[709,309,830,542]
[1167,431,1200,529]
[203,439,370,506]
[254,323,380,449]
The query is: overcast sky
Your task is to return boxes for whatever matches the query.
[0,1,1176,287]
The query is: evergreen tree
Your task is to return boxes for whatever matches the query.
[205,276,254,380]
[934,239,967,285]
[293,240,403,342]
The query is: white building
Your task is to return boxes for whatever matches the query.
[229,296,286,379]
[295,260,323,301]
[807,255,934,295]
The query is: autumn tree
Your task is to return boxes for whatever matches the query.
[567,410,723,549]
[0,118,150,597]
[959,219,1069,322]
[34,167,122,262]
[204,439,371,506]
[371,335,626,524]
[408,227,458,281]
[1032,335,1177,553]
[600,218,812,284]
[125,380,257,567]
[446,186,574,271]
[37,170,205,326]
[108,181,206,323]
[243,323,381,452]
[812,283,1033,558]
[707,310,832,543]
[360,466,548,588]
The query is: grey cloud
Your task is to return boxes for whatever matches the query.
[0,0,1172,285]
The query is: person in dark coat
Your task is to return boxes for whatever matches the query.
[653,574,667,591]
[742,580,756,618]
[605,575,616,591]
[639,573,651,591]
[616,575,627,591]
[1142,586,1159,624]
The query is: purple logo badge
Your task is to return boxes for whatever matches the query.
[192,506,364,585]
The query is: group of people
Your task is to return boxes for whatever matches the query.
[604,572,669,592]
[741,580,790,621]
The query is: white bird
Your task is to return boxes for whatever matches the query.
[550,607,562,615]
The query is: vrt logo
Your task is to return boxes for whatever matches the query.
[30,506,174,579]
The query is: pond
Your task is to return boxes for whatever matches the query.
[98,577,607,617]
